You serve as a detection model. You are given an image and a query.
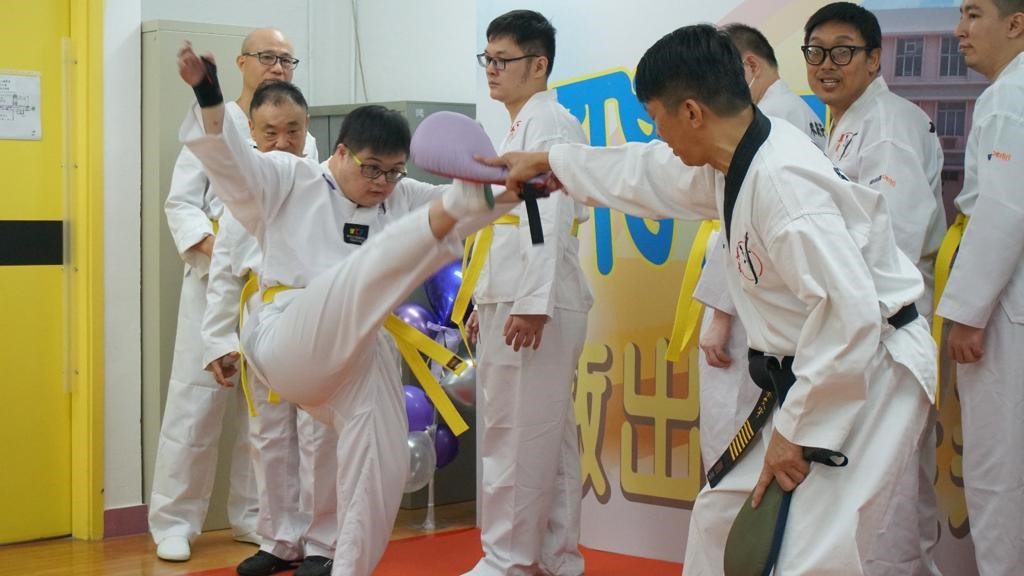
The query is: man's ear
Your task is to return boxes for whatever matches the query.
[683,99,703,126]
[744,54,760,77]
[534,55,549,79]
[236,53,246,71]
[1008,11,1024,40]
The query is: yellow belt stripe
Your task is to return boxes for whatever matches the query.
[262,284,470,435]
[666,220,721,362]
[449,213,583,348]
[932,213,969,409]
[236,271,260,417]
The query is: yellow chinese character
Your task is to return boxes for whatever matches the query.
[574,343,613,503]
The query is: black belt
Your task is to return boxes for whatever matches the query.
[705,302,916,488]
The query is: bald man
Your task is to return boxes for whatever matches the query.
[150,28,304,563]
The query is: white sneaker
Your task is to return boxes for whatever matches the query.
[233,530,262,546]
[156,535,191,561]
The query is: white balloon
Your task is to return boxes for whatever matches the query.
[440,363,476,409]
[404,430,437,493]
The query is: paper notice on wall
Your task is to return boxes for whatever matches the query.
[0,72,41,140]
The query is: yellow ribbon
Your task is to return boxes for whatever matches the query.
[262,284,470,435]
[931,213,969,409]
[666,219,721,362]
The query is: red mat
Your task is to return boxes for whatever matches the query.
[189,527,683,575]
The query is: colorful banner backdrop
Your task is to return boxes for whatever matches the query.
[477,1,976,572]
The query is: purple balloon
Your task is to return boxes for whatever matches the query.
[423,259,463,327]
[404,385,434,432]
[394,302,438,338]
[434,424,460,469]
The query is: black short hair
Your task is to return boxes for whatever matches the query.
[993,0,1024,16]
[486,10,556,78]
[250,80,308,117]
[804,2,882,50]
[723,23,779,69]
[333,105,410,157]
[635,24,751,117]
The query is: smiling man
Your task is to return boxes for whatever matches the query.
[801,4,947,574]
[492,24,935,575]
[936,1,1024,574]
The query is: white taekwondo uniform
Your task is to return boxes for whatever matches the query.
[827,76,945,576]
[693,81,826,472]
[547,113,935,576]
[201,136,340,563]
[181,108,506,576]
[467,90,593,576]
[936,52,1024,576]
[150,101,258,546]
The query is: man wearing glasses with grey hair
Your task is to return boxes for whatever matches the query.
[151,27,328,568]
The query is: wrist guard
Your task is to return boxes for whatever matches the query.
[192,57,223,108]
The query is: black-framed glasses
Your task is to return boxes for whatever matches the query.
[242,51,300,70]
[348,151,406,183]
[801,45,869,66]
[476,52,539,70]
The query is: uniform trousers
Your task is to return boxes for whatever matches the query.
[242,208,463,576]
[466,303,587,576]
[683,321,932,575]
[150,267,259,543]
[958,308,1024,576]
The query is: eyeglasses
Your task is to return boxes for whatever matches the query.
[801,45,869,66]
[476,52,539,71]
[348,151,407,183]
[242,51,300,70]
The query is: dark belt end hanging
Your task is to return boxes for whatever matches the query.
[521,182,547,245]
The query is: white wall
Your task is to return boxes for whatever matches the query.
[103,0,476,510]
[103,0,143,510]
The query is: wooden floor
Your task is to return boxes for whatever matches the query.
[0,501,476,576]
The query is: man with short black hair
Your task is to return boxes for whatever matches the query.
[462,10,592,576]
[493,24,935,575]
[694,22,827,479]
[801,4,948,573]
[937,1,1024,573]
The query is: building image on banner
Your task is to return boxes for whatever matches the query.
[477,1,978,573]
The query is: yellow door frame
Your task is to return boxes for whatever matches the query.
[68,0,104,540]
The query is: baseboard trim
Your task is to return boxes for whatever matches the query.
[103,505,148,538]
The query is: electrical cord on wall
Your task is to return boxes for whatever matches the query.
[351,0,368,101]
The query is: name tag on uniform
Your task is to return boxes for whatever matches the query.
[344,223,369,245]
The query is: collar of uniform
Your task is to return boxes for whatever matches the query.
[724,106,772,243]
[760,78,788,104]
[834,76,888,132]
[995,51,1024,83]
[512,89,558,125]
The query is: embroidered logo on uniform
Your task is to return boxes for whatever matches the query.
[509,120,523,137]
[832,131,859,161]
[988,150,1012,162]
[735,232,764,285]
[869,174,897,187]
[343,223,370,245]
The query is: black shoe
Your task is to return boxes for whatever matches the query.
[294,555,334,576]
[236,550,298,576]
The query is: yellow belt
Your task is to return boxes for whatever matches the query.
[261,284,470,436]
[449,213,584,351]
[666,219,720,362]
[211,218,220,234]
[236,271,279,417]
[931,213,969,409]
